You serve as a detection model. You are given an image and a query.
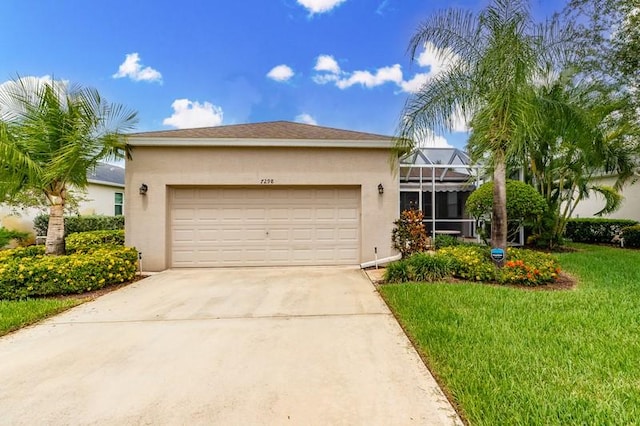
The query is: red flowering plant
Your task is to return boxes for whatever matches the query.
[498,248,560,286]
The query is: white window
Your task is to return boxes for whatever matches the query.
[115,192,124,216]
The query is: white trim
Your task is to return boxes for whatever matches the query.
[88,179,125,188]
[360,254,402,269]
[127,137,394,149]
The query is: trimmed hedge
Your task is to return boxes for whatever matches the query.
[0,246,137,300]
[66,230,125,252]
[621,225,640,248]
[0,230,136,300]
[564,218,638,244]
[34,214,125,237]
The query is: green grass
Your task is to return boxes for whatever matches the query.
[380,244,640,425]
[0,298,81,337]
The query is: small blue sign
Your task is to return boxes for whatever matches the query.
[490,248,505,262]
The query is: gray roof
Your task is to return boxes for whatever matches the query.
[88,163,125,186]
[129,121,392,141]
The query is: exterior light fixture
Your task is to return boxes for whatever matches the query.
[139,184,148,195]
[378,183,384,195]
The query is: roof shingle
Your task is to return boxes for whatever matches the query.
[129,121,392,141]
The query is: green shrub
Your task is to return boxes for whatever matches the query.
[410,253,455,281]
[564,218,638,244]
[467,180,547,244]
[0,246,138,300]
[0,245,45,262]
[384,260,412,283]
[434,234,459,249]
[436,245,560,286]
[439,245,497,282]
[391,209,430,258]
[0,227,29,248]
[621,225,640,248]
[66,230,125,253]
[34,214,125,237]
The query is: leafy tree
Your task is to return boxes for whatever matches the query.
[522,74,639,247]
[466,180,547,243]
[396,0,574,257]
[0,77,137,255]
[564,0,639,91]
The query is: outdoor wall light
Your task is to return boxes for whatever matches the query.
[139,183,148,195]
[378,183,384,195]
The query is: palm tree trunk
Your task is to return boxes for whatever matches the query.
[492,152,508,258]
[45,203,65,255]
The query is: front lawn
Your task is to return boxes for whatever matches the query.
[380,244,640,425]
[0,298,81,337]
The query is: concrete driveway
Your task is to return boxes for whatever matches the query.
[0,267,462,425]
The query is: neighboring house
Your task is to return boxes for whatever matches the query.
[399,147,481,238]
[0,163,125,239]
[125,121,398,271]
[571,174,640,221]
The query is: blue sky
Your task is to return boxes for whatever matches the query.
[1,0,564,149]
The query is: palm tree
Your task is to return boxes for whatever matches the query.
[523,75,639,247]
[396,0,574,254]
[0,76,137,255]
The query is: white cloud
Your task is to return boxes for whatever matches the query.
[416,42,459,75]
[314,55,341,73]
[416,130,454,148]
[295,113,317,125]
[113,53,162,83]
[449,107,470,133]
[267,64,295,82]
[312,42,461,94]
[162,99,223,129]
[297,0,347,14]
[399,73,430,93]
[336,64,403,89]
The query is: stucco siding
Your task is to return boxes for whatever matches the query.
[79,183,123,216]
[572,176,640,221]
[0,183,124,239]
[125,146,399,271]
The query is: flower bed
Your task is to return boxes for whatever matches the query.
[385,245,560,286]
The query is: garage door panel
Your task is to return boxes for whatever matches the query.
[170,187,360,267]
[292,208,313,220]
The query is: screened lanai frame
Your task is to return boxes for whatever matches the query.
[399,148,483,241]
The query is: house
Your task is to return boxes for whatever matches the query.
[571,174,640,221]
[125,121,398,271]
[399,147,481,238]
[0,163,125,240]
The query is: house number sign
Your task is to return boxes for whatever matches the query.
[260,179,275,184]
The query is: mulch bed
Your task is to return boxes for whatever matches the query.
[376,271,578,291]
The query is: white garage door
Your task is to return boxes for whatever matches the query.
[170,187,360,267]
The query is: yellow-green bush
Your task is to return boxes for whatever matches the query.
[66,230,125,252]
[0,246,137,300]
[437,245,560,286]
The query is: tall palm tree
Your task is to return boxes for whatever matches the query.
[0,76,137,255]
[396,0,574,254]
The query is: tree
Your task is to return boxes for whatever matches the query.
[564,0,639,91]
[466,179,547,243]
[396,0,574,257]
[0,76,137,255]
[521,73,639,247]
